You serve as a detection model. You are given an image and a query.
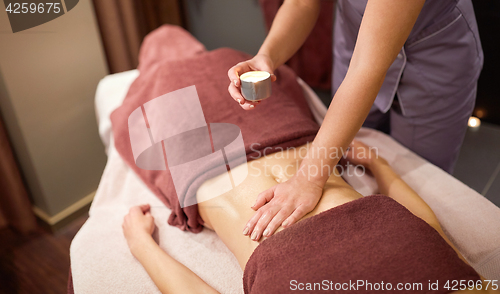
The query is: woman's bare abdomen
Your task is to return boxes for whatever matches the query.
[196,144,362,269]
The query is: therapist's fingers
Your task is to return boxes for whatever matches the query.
[282,204,308,228]
[228,62,250,87]
[243,207,265,236]
[228,82,244,102]
[249,205,281,241]
[262,207,293,237]
[240,100,262,110]
[228,83,261,110]
[252,185,277,210]
[227,64,242,86]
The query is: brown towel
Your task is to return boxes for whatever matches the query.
[110,25,319,233]
[244,195,480,293]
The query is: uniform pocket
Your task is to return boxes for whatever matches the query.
[405,7,481,98]
[407,9,464,49]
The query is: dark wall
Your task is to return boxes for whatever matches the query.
[182,0,267,55]
[473,0,500,125]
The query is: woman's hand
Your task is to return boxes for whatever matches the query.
[227,53,276,110]
[343,140,380,169]
[122,204,155,254]
[243,174,323,241]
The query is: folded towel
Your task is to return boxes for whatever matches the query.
[244,195,480,294]
[110,25,320,233]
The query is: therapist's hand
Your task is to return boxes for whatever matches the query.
[227,53,277,110]
[243,174,323,241]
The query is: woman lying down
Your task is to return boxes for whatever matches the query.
[122,140,495,293]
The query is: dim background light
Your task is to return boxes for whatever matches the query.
[468,116,481,128]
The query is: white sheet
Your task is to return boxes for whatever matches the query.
[71,70,500,294]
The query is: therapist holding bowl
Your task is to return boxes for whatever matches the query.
[228,0,483,241]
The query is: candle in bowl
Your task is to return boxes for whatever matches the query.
[239,71,272,101]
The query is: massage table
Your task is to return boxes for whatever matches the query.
[70,69,500,294]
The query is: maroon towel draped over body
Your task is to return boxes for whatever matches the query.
[243,195,480,293]
[110,26,319,233]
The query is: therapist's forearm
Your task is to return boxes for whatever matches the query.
[298,0,425,186]
[258,0,320,69]
[299,68,384,186]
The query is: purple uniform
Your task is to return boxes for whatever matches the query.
[333,0,484,173]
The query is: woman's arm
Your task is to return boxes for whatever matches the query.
[345,140,467,263]
[123,205,218,294]
[227,0,321,110]
[245,0,426,241]
[346,140,438,226]
[347,141,500,293]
